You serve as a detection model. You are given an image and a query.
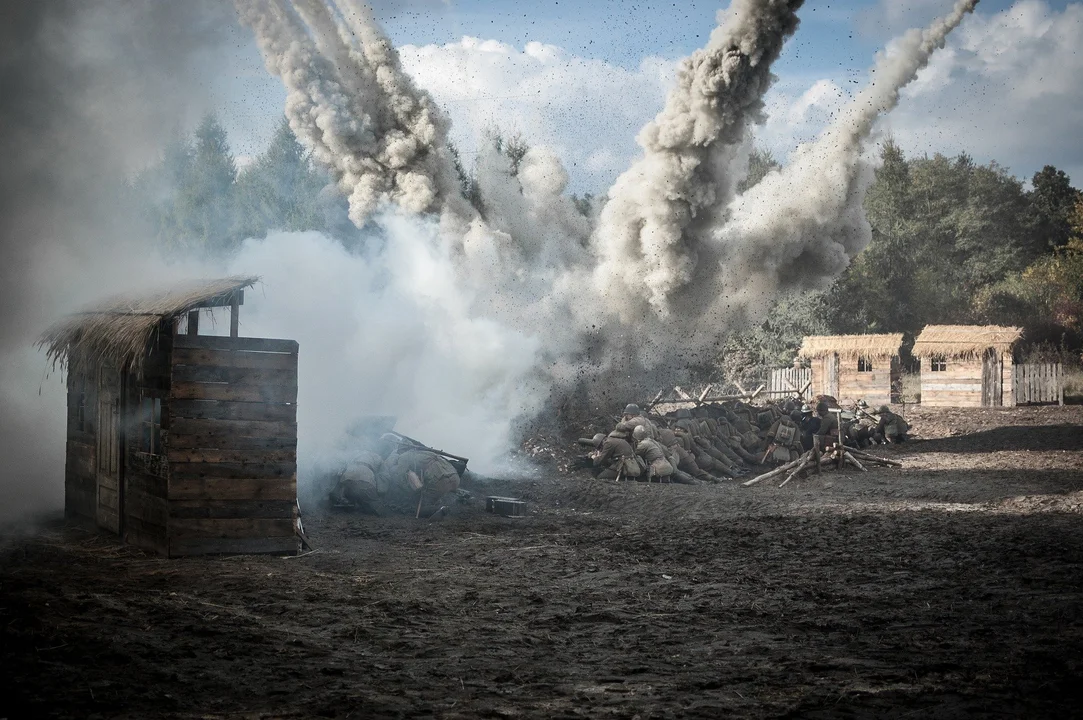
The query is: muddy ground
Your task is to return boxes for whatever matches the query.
[2,406,1083,719]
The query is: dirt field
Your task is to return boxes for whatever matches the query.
[3,406,1083,719]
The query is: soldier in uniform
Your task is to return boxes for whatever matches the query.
[380,441,462,517]
[798,404,821,451]
[658,426,712,483]
[877,405,910,443]
[814,401,841,448]
[632,425,675,482]
[591,428,643,480]
[330,450,387,511]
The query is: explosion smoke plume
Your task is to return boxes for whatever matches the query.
[704,0,981,325]
[229,0,981,459]
[591,0,804,320]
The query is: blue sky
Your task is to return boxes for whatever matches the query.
[215,0,1083,193]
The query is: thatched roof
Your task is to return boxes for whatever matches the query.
[39,276,258,376]
[912,324,1022,358]
[798,334,903,360]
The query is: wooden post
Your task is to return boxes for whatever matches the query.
[186,310,199,336]
[230,293,240,338]
[1059,363,1064,406]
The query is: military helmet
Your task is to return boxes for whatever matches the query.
[608,428,630,439]
[592,433,606,447]
[800,404,812,414]
[675,408,692,419]
[632,425,649,441]
[623,403,641,416]
[878,404,891,414]
[857,399,869,409]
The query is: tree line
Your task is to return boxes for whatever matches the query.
[132,114,1083,381]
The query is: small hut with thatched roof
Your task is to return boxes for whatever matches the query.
[912,325,1022,407]
[40,276,301,557]
[797,334,904,406]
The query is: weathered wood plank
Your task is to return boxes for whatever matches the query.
[66,442,96,478]
[165,447,296,464]
[170,499,296,520]
[65,486,96,518]
[125,527,167,556]
[125,492,169,526]
[98,485,119,511]
[168,476,297,501]
[168,517,296,540]
[167,418,296,442]
[97,474,119,492]
[169,536,299,557]
[97,508,120,535]
[173,334,298,354]
[170,461,296,481]
[170,381,297,404]
[168,399,296,423]
[171,347,297,371]
[170,365,297,387]
[166,433,296,452]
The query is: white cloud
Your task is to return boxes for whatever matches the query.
[398,37,676,194]
[757,0,1083,185]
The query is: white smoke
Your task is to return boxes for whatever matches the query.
[701,0,980,326]
[222,0,980,481]
[591,0,803,320]
[217,220,546,478]
[234,0,467,227]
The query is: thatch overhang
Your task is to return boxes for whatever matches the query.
[798,334,904,361]
[911,324,1022,359]
[39,276,259,377]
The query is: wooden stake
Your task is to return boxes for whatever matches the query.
[779,460,811,488]
[844,452,867,472]
[743,452,808,487]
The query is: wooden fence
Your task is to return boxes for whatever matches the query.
[1013,363,1063,405]
[768,367,812,398]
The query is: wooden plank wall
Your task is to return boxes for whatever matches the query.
[1014,363,1064,405]
[165,334,300,556]
[124,329,172,555]
[837,356,894,406]
[768,367,811,398]
[65,365,97,525]
[920,357,984,407]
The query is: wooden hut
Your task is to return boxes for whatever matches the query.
[797,334,904,406]
[40,276,301,556]
[912,325,1021,407]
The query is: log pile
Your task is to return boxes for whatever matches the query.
[742,444,902,489]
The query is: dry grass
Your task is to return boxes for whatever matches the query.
[798,334,904,360]
[912,324,1022,358]
[38,276,258,377]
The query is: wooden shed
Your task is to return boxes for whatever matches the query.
[912,325,1021,407]
[40,276,301,556]
[797,334,904,406]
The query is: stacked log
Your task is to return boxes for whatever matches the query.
[741,445,902,489]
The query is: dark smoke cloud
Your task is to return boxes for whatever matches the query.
[0,0,236,526]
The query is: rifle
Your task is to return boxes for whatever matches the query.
[387,431,470,475]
